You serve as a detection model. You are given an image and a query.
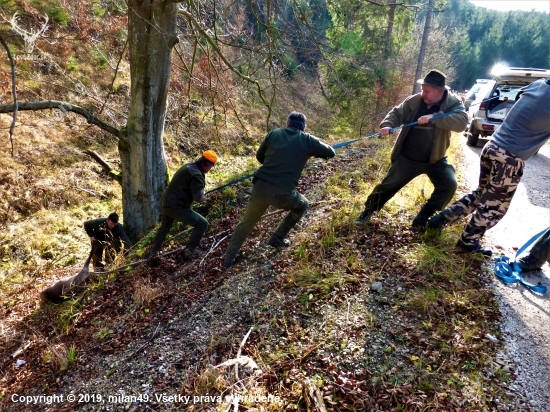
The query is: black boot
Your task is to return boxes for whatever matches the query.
[412,204,437,229]
[456,239,492,257]
[183,247,200,260]
[355,210,373,227]
[427,213,448,230]
[268,234,291,248]
[517,255,544,272]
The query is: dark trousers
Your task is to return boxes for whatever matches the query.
[150,207,208,254]
[530,228,550,264]
[363,154,457,215]
[225,179,309,261]
[91,240,118,269]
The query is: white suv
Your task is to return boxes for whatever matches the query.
[463,79,490,108]
[466,67,550,146]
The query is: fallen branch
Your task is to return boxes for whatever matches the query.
[303,378,327,412]
[83,149,122,184]
[235,326,254,381]
[199,235,228,267]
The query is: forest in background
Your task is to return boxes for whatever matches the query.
[1,0,548,136]
[0,0,548,284]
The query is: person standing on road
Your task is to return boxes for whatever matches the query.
[428,78,550,256]
[84,213,132,271]
[516,228,550,272]
[224,112,335,268]
[149,150,218,260]
[355,70,468,229]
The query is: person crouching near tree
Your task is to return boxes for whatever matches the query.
[84,212,132,271]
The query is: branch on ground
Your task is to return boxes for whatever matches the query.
[83,149,122,184]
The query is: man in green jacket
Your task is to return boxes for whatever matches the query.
[224,112,335,268]
[356,69,468,228]
[149,150,218,259]
[84,213,132,270]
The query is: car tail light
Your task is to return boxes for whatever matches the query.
[480,102,487,109]
[482,125,494,131]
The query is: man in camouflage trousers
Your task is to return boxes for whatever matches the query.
[427,78,550,256]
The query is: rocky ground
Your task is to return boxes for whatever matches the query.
[458,137,550,412]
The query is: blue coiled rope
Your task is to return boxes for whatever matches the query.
[205,96,499,193]
[493,227,549,294]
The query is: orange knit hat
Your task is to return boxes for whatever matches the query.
[202,150,218,164]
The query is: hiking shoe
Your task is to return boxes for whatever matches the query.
[146,254,161,267]
[268,234,291,248]
[355,210,372,227]
[183,247,200,260]
[456,239,492,257]
[411,215,429,229]
[517,255,544,272]
[224,257,236,268]
[411,209,435,229]
[427,213,448,230]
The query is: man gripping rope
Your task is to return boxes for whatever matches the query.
[356,70,467,229]
[428,78,550,256]
[149,150,218,260]
[224,112,335,268]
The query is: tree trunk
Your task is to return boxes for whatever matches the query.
[412,0,434,94]
[123,1,178,239]
[383,1,396,61]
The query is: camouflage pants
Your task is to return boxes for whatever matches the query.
[441,141,524,247]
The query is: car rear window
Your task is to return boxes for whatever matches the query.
[486,84,524,120]
[497,84,524,101]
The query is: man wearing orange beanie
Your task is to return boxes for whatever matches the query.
[149,150,218,259]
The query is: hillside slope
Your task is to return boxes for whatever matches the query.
[1,137,520,411]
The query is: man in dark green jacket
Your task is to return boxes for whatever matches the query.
[149,150,218,259]
[356,69,468,228]
[84,213,132,270]
[224,112,335,268]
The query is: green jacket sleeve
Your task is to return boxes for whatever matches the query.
[256,132,272,164]
[430,96,468,132]
[113,224,132,249]
[83,218,104,238]
[308,134,336,159]
[380,95,418,128]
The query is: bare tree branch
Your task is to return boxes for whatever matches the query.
[0,101,127,142]
[177,8,271,111]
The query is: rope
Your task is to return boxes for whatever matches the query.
[205,173,255,195]
[493,227,549,294]
[331,96,498,150]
